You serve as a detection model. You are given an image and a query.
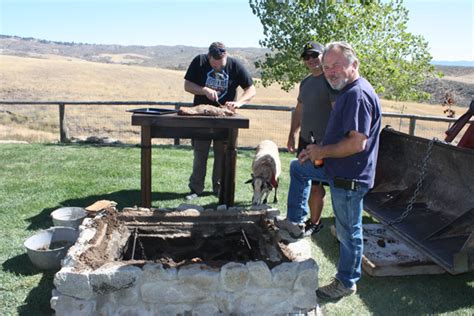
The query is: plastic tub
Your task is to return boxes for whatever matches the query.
[50,207,87,229]
[24,226,79,270]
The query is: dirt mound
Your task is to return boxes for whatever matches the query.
[423,77,473,107]
[419,66,473,107]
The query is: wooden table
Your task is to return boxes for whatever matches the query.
[131,112,249,208]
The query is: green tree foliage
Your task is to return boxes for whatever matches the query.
[250,0,438,101]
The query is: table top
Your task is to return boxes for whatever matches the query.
[131,112,249,129]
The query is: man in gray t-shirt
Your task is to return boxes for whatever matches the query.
[298,69,335,145]
[278,41,336,238]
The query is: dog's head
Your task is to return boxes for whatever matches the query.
[246,174,273,205]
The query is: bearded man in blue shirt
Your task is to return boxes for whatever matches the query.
[289,41,382,300]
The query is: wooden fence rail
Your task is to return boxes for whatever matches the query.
[0,100,471,144]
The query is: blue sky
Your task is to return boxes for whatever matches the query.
[0,0,472,61]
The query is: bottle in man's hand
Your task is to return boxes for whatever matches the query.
[310,132,324,168]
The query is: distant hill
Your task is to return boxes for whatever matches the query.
[0,34,267,77]
[432,60,474,67]
[1,34,472,106]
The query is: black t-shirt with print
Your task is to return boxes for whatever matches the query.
[184,54,253,106]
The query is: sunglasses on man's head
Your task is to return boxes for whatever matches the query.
[303,52,319,61]
[210,47,227,59]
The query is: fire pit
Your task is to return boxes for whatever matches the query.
[51,206,319,315]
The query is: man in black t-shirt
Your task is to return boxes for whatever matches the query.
[184,42,256,199]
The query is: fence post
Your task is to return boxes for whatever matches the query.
[174,104,181,146]
[409,117,417,136]
[59,103,70,143]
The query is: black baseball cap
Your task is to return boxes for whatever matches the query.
[301,41,325,57]
[209,42,227,59]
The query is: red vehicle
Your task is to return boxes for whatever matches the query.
[445,99,474,149]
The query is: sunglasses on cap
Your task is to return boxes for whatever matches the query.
[210,47,227,59]
[303,52,320,61]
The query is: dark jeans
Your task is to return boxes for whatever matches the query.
[188,139,224,194]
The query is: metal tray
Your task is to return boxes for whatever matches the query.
[127,108,178,115]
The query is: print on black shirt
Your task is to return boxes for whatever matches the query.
[206,69,229,101]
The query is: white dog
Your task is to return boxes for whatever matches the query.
[246,140,281,205]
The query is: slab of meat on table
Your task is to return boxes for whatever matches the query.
[178,104,235,117]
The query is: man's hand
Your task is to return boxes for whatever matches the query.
[203,87,219,102]
[224,101,243,112]
[300,144,324,164]
[297,149,309,163]
[287,134,296,153]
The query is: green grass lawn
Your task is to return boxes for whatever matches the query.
[0,143,473,315]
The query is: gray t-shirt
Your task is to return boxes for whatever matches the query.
[297,74,336,144]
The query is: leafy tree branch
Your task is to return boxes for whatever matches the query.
[250,0,439,101]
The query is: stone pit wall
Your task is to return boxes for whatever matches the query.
[51,207,319,315]
[53,258,318,315]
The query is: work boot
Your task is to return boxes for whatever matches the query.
[316,278,357,300]
[304,220,324,237]
[274,217,304,239]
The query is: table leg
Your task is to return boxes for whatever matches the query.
[220,128,238,206]
[141,126,152,208]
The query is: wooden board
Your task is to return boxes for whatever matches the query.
[330,224,446,276]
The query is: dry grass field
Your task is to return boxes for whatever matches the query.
[0,54,471,146]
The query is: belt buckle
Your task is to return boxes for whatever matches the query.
[349,180,358,191]
[334,177,358,191]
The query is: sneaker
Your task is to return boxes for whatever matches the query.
[304,221,324,237]
[316,278,357,300]
[185,193,199,200]
[274,217,304,239]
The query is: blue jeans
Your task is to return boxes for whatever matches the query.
[331,185,369,288]
[286,158,369,287]
[287,159,328,223]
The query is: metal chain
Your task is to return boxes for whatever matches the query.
[388,137,437,225]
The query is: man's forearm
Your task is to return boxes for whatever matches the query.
[288,102,302,138]
[304,130,368,163]
[236,85,256,105]
[184,80,206,95]
[320,131,367,158]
